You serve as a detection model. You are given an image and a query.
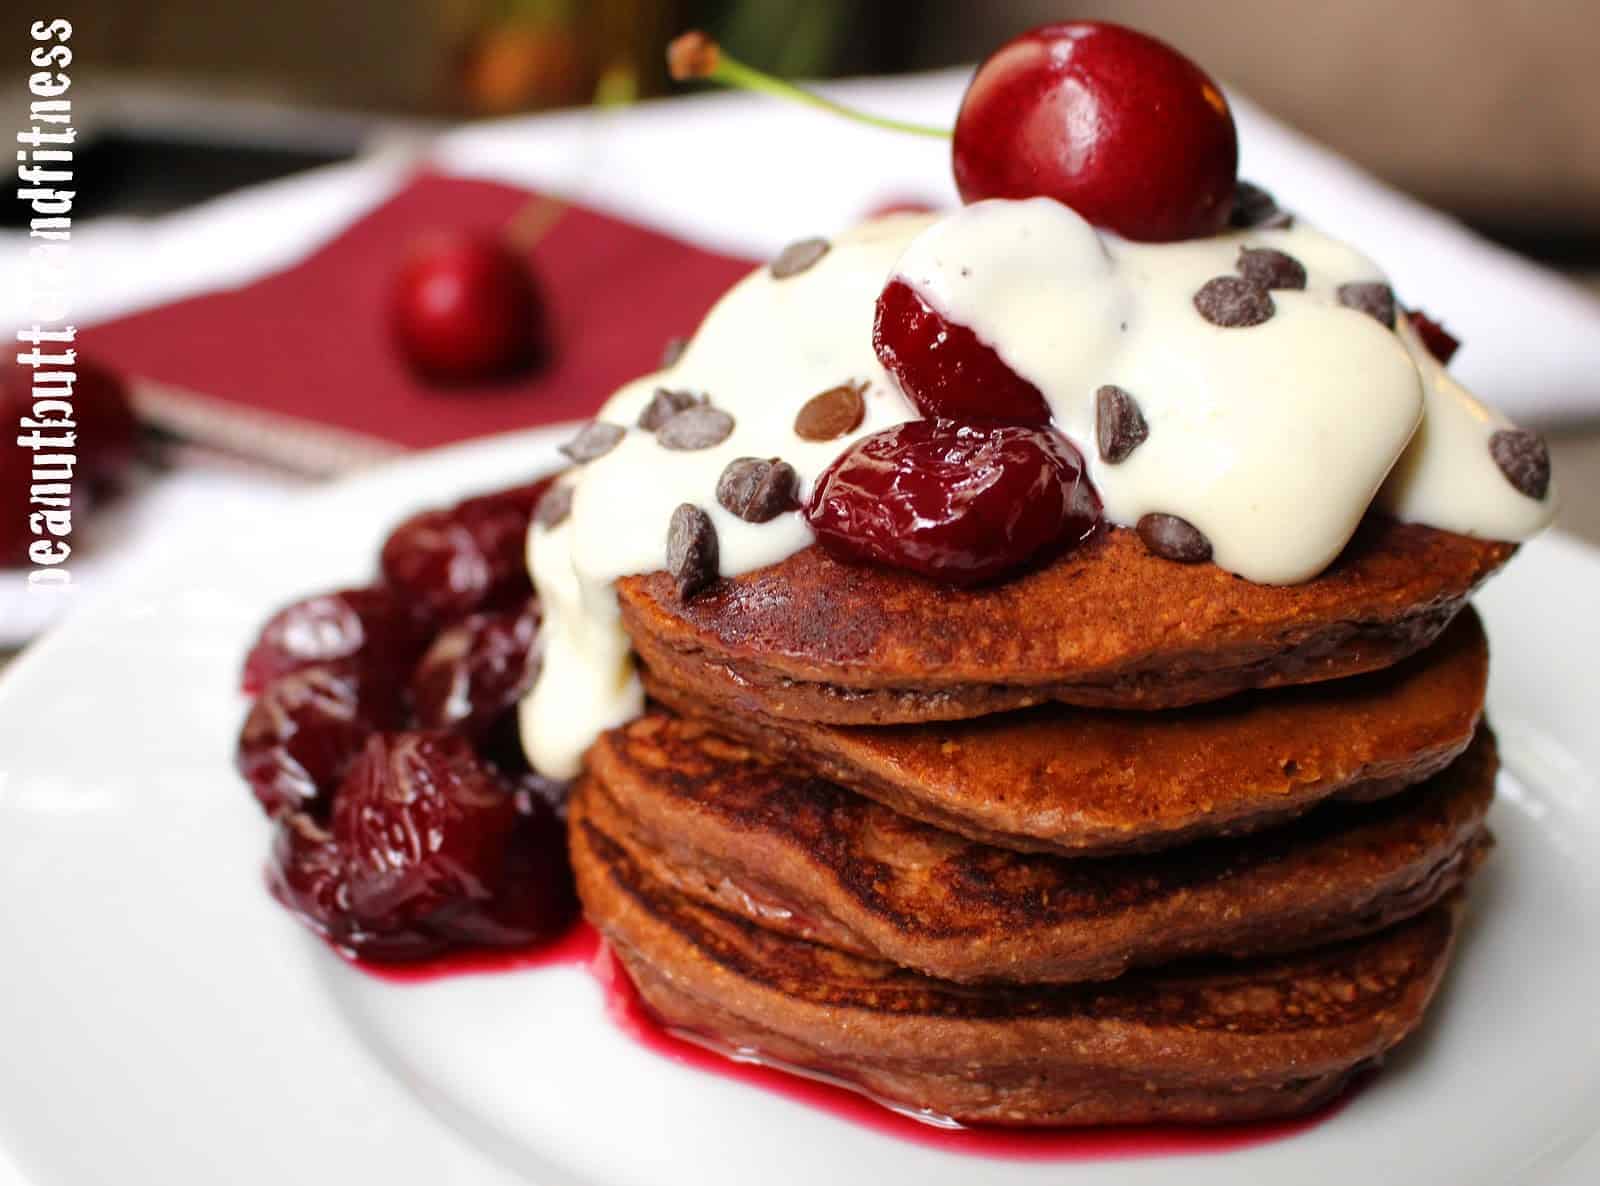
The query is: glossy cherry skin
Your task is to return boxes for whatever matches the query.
[874,278,1051,424]
[241,585,430,695]
[380,477,552,623]
[390,232,548,384]
[952,23,1237,242]
[270,731,575,962]
[410,599,541,736]
[806,419,1100,585]
[237,661,406,819]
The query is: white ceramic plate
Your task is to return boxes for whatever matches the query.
[1,426,1597,1186]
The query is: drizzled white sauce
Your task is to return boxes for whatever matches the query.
[521,198,1555,778]
[1378,319,1553,540]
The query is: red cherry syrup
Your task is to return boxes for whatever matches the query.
[347,920,1357,1161]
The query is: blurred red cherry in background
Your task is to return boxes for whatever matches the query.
[1,356,138,567]
[390,231,549,384]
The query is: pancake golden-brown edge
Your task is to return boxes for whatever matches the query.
[643,606,1489,855]
[580,715,1493,984]
[571,798,1465,1128]
[619,520,1513,724]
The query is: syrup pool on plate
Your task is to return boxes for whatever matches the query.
[345,919,1359,1162]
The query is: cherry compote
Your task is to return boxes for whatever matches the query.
[269,731,574,962]
[805,419,1100,585]
[237,661,407,818]
[873,279,1051,424]
[242,475,575,965]
[410,598,542,736]
[952,22,1237,242]
[241,586,430,694]
[380,477,552,623]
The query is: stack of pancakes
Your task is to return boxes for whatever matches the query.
[569,520,1514,1126]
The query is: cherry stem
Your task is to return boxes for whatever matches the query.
[667,31,951,140]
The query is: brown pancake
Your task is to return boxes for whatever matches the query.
[645,607,1488,855]
[619,519,1513,724]
[580,715,1493,984]
[572,803,1466,1128]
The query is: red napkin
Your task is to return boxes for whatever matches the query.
[81,173,757,473]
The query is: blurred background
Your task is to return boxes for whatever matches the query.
[10,0,1599,254]
[2,0,1598,653]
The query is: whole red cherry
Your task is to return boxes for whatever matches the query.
[390,231,548,384]
[806,419,1100,585]
[952,23,1238,242]
[874,278,1051,424]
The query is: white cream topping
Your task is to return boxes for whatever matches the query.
[521,198,1555,778]
[1378,319,1555,540]
[520,216,925,777]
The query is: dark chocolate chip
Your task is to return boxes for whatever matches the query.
[638,387,705,431]
[533,484,573,530]
[666,503,719,599]
[1337,282,1397,329]
[716,457,800,523]
[1194,276,1274,328]
[1138,513,1213,564]
[771,237,830,279]
[1095,385,1149,464]
[657,405,735,451]
[660,336,689,368]
[1236,246,1306,291]
[559,421,625,464]
[794,382,867,442]
[1229,181,1293,230]
[1489,428,1551,501]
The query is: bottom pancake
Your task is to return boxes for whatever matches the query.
[581,713,1493,985]
[571,799,1466,1128]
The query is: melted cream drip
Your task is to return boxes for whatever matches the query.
[521,199,1555,778]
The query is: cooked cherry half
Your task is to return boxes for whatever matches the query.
[380,477,552,623]
[952,22,1237,242]
[237,662,406,818]
[1407,309,1461,365]
[241,586,430,695]
[390,231,549,384]
[873,279,1051,424]
[410,598,542,736]
[805,419,1100,585]
[270,731,575,962]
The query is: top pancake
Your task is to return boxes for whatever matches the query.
[620,518,1513,724]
